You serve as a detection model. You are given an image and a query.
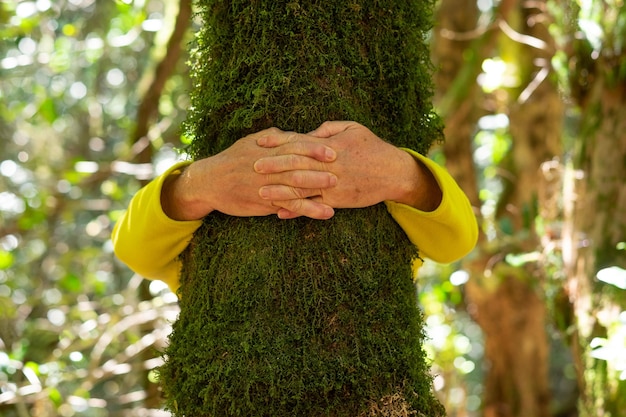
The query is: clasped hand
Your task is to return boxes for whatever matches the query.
[161,121,430,221]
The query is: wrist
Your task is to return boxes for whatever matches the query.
[391,151,442,212]
[161,163,214,221]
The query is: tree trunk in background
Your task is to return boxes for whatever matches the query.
[568,85,626,417]
[472,3,559,416]
[159,1,446,416]
[560,2,626,410]
[432,0,481,206]
[434,1,557,416]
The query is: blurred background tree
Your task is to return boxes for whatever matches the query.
[0,0,624,417]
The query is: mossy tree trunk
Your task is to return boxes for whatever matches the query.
[559,1,626,411]
[160,1,446,416]
[565,84,626,417]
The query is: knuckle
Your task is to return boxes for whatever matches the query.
[286,198,303,211]
[287,154,298,169]
[291,171,307,187]
[290,141,305,154]
[286,132,299,142]
[263,173,276,185]
[291,187,307,199]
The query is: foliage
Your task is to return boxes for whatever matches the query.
[0,0,189,416]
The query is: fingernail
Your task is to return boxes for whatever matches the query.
[329,174,337,186]
[258,136,267,146]
[253,160,265,173]
[259,187,270,199]
[325,148,336,161]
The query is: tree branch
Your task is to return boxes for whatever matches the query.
[130,0,193,164]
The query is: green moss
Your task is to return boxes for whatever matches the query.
[160,1,445,416]
[184,0,442,158]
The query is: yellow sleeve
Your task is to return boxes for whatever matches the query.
[112,151,478,291]
[111,161,202,292]
[385,149,478,265]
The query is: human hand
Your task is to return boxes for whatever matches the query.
[160,128,338,221]
[255,121,442,218]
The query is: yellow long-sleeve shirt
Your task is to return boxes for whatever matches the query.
[111,150,478,292]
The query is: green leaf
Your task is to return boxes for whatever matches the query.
[38,98,57,124]
[17,208,46,230]
[60,273,82,293]
[0,250,14,269]
[48,387,62,406]
[498,217,514,236]
[24,361,39,375]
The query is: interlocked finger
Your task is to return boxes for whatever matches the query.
[257,132,336,162]
[260,170,337,190]
[272,198,335,220]
[254,153,331,174]
[259,184,323,201]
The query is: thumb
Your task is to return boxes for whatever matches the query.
[308,121,354,138]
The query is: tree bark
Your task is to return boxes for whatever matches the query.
[159,1,446,416]
[562,51,626,417]
[465,262,550,417]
